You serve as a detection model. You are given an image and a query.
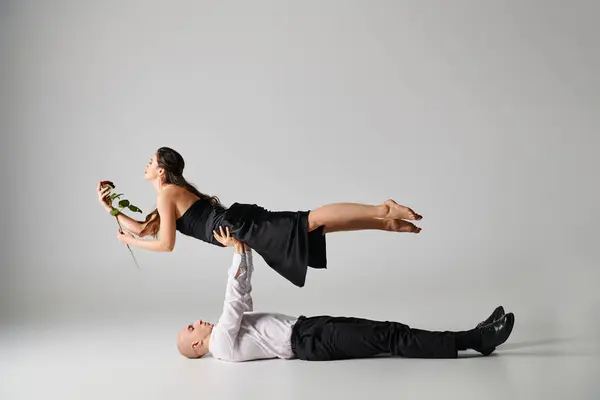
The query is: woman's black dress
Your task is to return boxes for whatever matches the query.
[175,199,327,287]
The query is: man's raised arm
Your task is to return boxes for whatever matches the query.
[214,241,254,344]
[241,245,254,311]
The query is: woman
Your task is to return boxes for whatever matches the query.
[98,147,423,287]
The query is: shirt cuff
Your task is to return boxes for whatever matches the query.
[229,252,246,275]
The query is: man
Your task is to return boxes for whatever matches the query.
[176,227,515,361]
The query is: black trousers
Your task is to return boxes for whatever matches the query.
[290,315,458,361]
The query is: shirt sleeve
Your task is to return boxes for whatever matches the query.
[214,252,253,347]
[242,250,254,312]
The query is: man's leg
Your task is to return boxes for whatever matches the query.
[291,315,458,361]
[291,311,515,361]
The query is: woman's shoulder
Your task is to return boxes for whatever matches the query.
[158,184,192,200]
[157,186,202,213]
[156,185,179,204]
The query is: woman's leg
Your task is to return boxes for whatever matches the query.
[319,216,421,234]
[308,199,422,233]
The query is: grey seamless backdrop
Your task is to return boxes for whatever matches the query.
[1,0,599,386]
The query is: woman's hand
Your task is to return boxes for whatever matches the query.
[117,228,135,245]
[213,226,244,253]
[97,181,114,212]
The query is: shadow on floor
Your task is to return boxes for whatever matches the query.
[497,350,598,357]
[456,335,600,358]
[500,337,579,350]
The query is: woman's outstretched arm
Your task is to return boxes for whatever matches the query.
[105,206,148,236]
[117,191,177,252]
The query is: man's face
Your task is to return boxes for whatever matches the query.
[177,319,214,358]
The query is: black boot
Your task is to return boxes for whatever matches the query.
[476,306,505,328]
[475,312,515,356]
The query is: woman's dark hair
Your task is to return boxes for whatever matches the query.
[141,147,221,237]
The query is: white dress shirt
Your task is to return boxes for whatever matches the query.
[208,250,298,362]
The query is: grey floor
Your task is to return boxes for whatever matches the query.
[2,296,599,400]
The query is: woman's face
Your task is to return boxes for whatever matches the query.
[144,153,161,181]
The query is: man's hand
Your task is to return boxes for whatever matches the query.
[213,226,245,253]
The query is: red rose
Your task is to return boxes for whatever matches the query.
[100,180,115,189]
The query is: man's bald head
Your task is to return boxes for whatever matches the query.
[176,319,214,359]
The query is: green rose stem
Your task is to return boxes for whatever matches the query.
[103,183,143,270]
[112,209,141,270]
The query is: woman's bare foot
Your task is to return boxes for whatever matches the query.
[385,219,421,233]
[383,199,422,220]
